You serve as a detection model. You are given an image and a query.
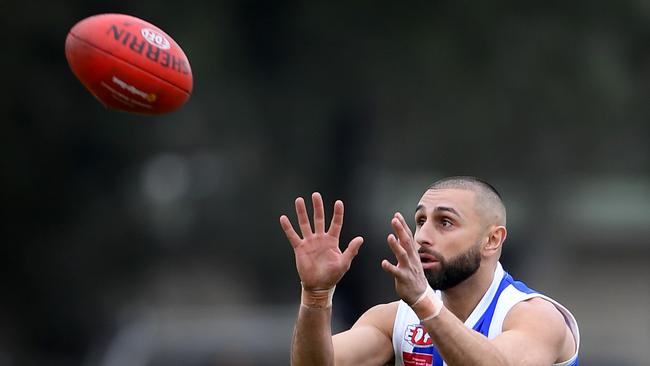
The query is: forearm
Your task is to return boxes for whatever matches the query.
[423,308,509,366]
[280,194,364,365]
[291,305,335,366]
[291,287,337,366]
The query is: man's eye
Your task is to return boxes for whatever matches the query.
[416,218,425,226]
[441,218,453,227]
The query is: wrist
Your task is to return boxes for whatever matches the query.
[409,285,443,321]
[300,284,336,309]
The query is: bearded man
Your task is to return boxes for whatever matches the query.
[280,176,580,366]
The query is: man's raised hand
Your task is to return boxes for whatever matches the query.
[280,192,364,291]
[381,212,428,305]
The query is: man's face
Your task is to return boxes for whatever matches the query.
[414,188,486,290]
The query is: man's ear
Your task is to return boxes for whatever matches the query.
[484,226,507,254]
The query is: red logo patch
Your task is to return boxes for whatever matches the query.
[404,324,433,346]
[403,351,433,366]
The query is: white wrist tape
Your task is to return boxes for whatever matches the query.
[300,283,336,309]
[410,284,444,321]
[410,285,431,307]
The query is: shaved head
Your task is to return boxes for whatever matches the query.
[427,176,506,227]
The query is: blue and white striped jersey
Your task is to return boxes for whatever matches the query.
[392,262,580,366]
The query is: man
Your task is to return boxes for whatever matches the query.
[279,176,580,366]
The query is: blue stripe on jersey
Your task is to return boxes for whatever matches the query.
[503,271,538,295]
[472,274,511,335]
[472,271,539,336]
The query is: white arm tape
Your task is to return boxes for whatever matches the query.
[300,283,336,308]
[410,284,444,321]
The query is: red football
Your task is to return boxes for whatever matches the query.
[65,13,193,115]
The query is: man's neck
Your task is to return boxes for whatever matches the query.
[441,262,498,322]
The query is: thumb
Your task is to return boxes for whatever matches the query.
[381,259,400,277]
[342,236,364,264]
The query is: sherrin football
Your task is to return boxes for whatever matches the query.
[65,13,193,115]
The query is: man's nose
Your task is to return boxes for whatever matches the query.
[414,225,433,248]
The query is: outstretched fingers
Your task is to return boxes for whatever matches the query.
[387,233,410,264]
[384,232,419,280]
[391,215,417,259]
[328,200,344,238]
[294,197,313,238]
[280,215,301,248]
[312,192,326,234]
[394,212,414,239]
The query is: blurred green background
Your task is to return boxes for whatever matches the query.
[2,0,649,365]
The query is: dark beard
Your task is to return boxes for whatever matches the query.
[424,242,481,291]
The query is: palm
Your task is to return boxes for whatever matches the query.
[294,234,348,288]
[280,193,363,290]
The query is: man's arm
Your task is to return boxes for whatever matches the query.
[280,193,367,366]
[419,297,570,366]
[490,297,574,365]
[291,302,335,366]
[332,302,397,366]
[291,302,396,366]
